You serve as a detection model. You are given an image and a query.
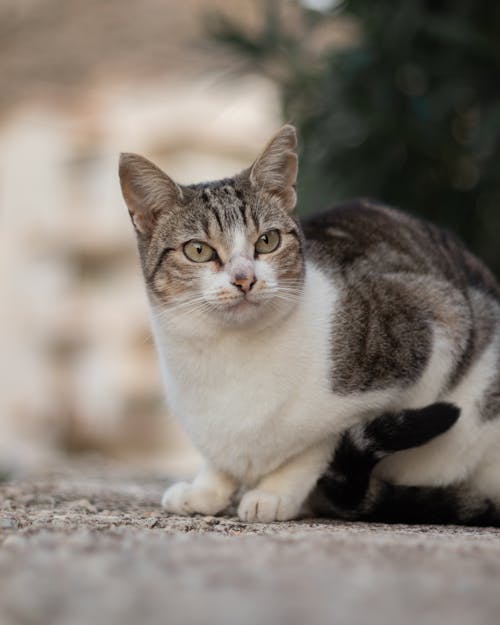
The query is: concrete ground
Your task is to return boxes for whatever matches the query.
[1,463,500,625]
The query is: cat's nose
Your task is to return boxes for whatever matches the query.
[232,272,256,294]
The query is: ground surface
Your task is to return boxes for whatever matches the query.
[1,463,500,625]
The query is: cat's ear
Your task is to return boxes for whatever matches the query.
[249,124,298,212]
[119,153,183,236]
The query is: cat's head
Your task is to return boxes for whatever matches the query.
[119,125,304,334]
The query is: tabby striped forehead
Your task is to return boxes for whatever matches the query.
[195,179,258,235]
[166,176,297,251]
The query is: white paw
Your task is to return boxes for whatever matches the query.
[237,489,301,523]
[161,481,229,516]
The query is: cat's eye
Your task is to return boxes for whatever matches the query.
[183,241,218,263]
[255,230,281,255]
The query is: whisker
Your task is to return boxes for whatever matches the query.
[151,298,213,322]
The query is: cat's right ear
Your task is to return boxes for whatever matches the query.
[249,125,298,212]
[119,153,182,237]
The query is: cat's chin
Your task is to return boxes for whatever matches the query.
[214,298,261,323]
[210,296,295,329]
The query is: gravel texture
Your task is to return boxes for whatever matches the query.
[1,463,500,625]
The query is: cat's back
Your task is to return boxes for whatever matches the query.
[301,199,500,299]
[302,199,500,396]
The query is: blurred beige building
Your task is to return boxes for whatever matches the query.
[0,0,282,471]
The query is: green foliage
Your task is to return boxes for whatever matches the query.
[209,0,500,276]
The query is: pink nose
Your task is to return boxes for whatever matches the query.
[232,272,256,294]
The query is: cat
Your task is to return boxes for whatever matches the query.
[119,125,500,525]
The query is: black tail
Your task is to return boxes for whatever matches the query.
[310,402,500,527]
[365,482,499,526]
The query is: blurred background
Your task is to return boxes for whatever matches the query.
[1,0,499,475]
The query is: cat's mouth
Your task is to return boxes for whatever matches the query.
[215,296,259,311]
[207,292,269,320]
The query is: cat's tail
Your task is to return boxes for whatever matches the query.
[311,402,500,526]
[363,481,500,526]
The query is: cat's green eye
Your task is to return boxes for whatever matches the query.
[255,230,281,255]
[183,241,217,263]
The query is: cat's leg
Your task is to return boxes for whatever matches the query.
[462,434,500,525]
[362,482,499,526]
[310,402,462,521]
[470,449,500,502]
[162,464,238,516]
[238,439,334,523]
[345,407,500,526]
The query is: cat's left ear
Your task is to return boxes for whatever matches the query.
[249,124,298,212]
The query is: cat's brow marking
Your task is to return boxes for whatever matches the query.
[198,213,211,238]
[249,205,260,233]
[234,187,248,227]
[202,187,224,232]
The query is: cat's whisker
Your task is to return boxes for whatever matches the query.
[257,294,302,307]
[263,286,302,296]
[258,287,302,298]
[151,298,214,321]
[270,281,304,290]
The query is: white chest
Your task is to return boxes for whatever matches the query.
[152,264,338,484]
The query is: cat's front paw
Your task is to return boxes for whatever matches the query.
[161,481,229,516]
[238,489,301,523]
